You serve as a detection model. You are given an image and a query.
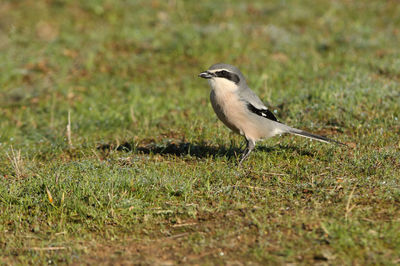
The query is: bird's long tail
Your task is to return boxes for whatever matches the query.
[287,127,346,146]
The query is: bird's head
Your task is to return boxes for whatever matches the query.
[198,63,246,90]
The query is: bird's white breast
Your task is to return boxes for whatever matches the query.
[209,78,246,135]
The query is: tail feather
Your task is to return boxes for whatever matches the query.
[288,128,346,146]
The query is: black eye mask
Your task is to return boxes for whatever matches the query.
[214,70,240,84]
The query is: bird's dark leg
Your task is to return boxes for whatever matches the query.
[238,139,255,166]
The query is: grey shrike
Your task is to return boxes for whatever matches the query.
[198,63,345,165]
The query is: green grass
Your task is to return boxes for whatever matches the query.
[1,0,400,264]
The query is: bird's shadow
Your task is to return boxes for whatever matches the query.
[97,141,315,159]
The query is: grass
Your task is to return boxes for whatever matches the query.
[1,0,399,264]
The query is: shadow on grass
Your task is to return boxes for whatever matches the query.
[98,141,241,159]
[97,141,315,159]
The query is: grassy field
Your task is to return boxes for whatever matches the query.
[1,0,399,264]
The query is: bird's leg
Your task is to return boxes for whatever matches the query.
[238,139,255,166]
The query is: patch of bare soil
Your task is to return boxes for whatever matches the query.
[74,211,261,265]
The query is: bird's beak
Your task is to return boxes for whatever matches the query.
[198,71,213,79]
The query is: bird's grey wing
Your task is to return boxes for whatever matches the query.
[238,87,280,122]
[238,87,267,109]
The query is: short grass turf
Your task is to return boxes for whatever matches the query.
[1,0,400,264]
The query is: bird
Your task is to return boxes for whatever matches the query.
[198,63,345,165]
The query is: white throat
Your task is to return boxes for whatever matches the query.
[208,77,238,93]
